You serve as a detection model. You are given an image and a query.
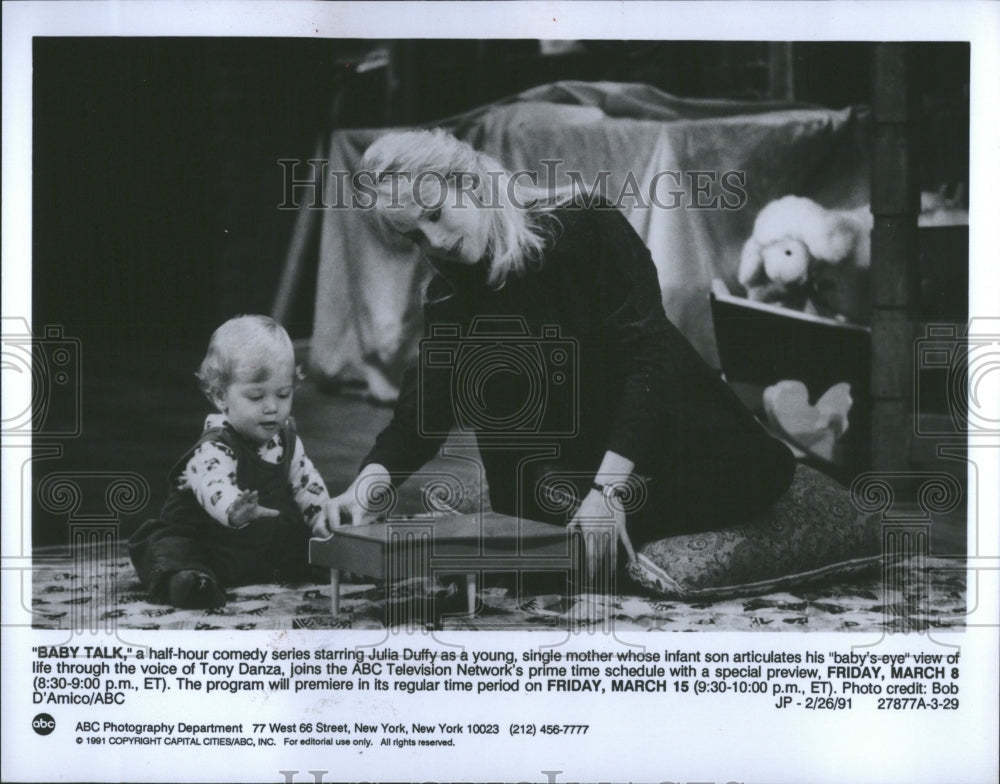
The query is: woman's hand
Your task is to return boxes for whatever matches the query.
[227,490,279,528]
[316,463,392,537]
[309,509,331,539]
[567,451,638,589]
[568,487,637,590]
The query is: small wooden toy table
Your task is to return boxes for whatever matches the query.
[309,512,574,617]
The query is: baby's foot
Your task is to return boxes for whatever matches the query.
[168,570,227,609]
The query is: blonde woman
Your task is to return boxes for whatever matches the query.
[322,129,795,584]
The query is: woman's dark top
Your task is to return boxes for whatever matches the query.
[362,204,794,541]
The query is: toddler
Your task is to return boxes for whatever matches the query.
[129,315,330,609]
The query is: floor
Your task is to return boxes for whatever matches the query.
[32,541,968,632]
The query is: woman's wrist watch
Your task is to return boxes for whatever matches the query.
[591,480,625,501]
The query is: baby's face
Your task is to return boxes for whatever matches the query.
[214,357,295,444]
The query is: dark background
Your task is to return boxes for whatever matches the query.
[33,39,969,348]
[30,39,969,545]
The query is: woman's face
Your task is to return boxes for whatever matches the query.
[381,176,489,266]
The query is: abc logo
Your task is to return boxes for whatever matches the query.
[32,713,56,736]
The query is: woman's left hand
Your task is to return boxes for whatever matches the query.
[568,488,637,590]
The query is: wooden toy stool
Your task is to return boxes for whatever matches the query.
[309,512,573,617]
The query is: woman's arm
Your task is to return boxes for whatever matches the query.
[359,363,453,480]
[320,364,447,535]
[564,207,683,579]
[320,292,461,535]
[592,208,681,471]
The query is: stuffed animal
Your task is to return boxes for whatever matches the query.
[763,380,853,463]
[738,195,872,324]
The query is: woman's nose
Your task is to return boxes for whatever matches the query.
[420,224,448,252]
[263,398,278,413]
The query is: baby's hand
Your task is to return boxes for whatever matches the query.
[227,490,280,528]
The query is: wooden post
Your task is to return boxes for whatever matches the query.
[329,568,341,616]
[271,139,323,325]
[870,44,920,472]
[768,43,795,101]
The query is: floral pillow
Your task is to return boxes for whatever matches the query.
[627,464,882,600]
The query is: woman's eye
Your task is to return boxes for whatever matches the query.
[427,208,441,223]
[278,391,292,399]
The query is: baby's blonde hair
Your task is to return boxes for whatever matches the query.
[196,315,296,400]
[359,129,562,288]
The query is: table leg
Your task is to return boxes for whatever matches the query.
[330,569,341,616]
[466,572,477,615]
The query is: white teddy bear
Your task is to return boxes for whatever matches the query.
[738,195,872,324]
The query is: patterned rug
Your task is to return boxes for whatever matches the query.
[29,542,966,632]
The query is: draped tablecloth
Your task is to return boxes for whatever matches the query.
[303,82,870,400]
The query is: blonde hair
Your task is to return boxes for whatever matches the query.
[195,315,296,399]
[359,129,562,289]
